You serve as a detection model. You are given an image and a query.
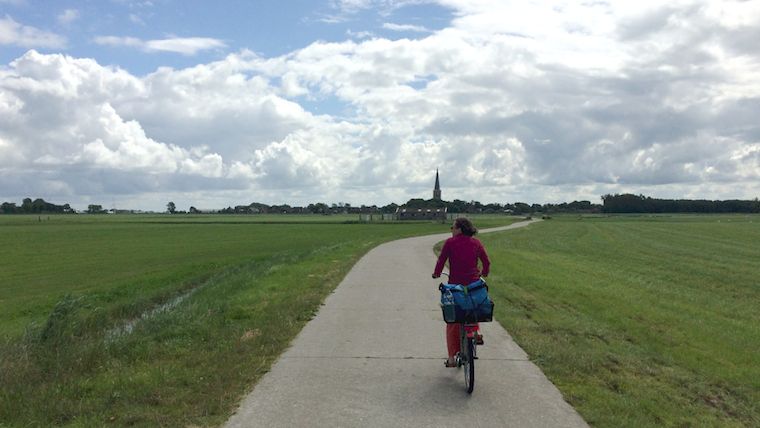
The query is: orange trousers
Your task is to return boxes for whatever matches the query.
[446,323,479,358]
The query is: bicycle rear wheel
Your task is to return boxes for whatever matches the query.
[463,337,475,393]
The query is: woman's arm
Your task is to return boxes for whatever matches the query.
[478,241,491,277]
[432,239,451,278]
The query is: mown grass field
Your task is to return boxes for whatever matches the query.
[0,213,517,426]
[481,215,760,427]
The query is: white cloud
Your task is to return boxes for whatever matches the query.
[328,0,374,16]
[0,50,221,178]
[280,72,309,97]
[57,9,79,26]
[0,49,358,206]
[129,13,146,26]
[703,0,760,29]
[0,15,66,48]
[382,22,430,32]
[79,104,184,173]
[0,135,24,166]
[145,37,227,55]
[180,151,224,178]
[346,29,375,39]
[3,1,760,209]
[94,35,227,55]
[94,35,143,48]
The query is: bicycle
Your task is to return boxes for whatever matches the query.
[438,273,492,394]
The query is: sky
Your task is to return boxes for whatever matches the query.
[1,0,759,211]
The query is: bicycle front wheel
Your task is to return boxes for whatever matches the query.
[463,338,475,393]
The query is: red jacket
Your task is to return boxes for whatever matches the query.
[433,234,490,285]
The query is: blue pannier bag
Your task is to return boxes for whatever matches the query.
[439,279,494,323]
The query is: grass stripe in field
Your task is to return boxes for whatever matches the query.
[481,215,760,427]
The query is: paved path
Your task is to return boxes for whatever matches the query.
[226,220,588,428]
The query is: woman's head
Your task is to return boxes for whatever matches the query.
[452,217,477,237]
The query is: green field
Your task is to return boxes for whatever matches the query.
[0,214,517,426]
[5,213,756,427]
[482,215,760,427]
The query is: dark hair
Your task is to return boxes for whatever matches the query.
[454,217,477,236]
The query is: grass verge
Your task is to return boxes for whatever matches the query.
[480,215,760,427]
[0,214,517,426]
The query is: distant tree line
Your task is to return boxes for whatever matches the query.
[206,198,603,215]
[212,201,400,215]
[0,197,604,216]
[0,198,114,214]
[601,194,760,213]
[6,194,759,216]
[396,198,602,215]
[1,198,75,214]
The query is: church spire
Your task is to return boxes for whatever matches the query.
[433,169,441,200]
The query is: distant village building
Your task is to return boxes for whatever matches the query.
[396,169,448,221]
[433,168,442,200]
[396,206,447,220]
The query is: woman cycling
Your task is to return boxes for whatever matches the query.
[432,217,491,367]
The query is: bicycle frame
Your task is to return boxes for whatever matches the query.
[456,321,478,394]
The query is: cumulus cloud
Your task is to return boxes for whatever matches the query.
[0,15,66,48]
[0,51,233,191]
[2,0,760,210]
[0,49,361,206]
[94,35,227,55]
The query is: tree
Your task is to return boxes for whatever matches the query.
[447,199,468,213]
[307,202,329,214]
[513,202,531,214]
[21,198,32,213]
[249,202,269,213]
[1,198,74,214]
[1,202,18,214]
[167,201,176,214]
[32,198,46,213]
[380,202,398,214]
[403,198,446,209]
[87,204,105,214]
